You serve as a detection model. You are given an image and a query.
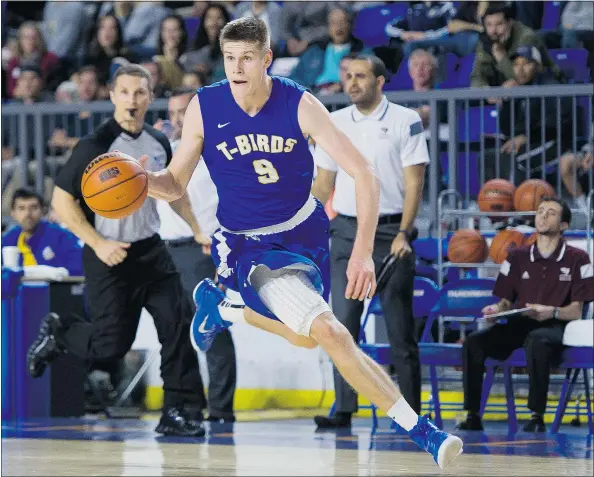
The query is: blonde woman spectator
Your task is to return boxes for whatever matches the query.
[6,22,60,97]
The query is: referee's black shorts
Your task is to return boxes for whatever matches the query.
[66,234,205,407]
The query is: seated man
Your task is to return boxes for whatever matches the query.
[457,197,594,432]
[2,188,83,275]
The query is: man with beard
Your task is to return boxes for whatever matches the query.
[311,54,427,429]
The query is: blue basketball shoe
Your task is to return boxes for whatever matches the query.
[190,279,232,352]
[409,414,463,470]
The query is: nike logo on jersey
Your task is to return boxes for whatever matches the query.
[218,122,231,128]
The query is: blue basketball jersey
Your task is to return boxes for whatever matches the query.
[198,76,314,231]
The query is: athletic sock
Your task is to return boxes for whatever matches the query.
[387,397,419,432]
[217,289,246,324]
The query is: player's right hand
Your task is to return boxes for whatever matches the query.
[94,239,131,267]
[345,254,376,301]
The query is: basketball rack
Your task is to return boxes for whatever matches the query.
[436,189,594,288]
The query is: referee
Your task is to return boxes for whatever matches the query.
[27,65,207,437]
[155,87,237,423]
[312,54,427,428]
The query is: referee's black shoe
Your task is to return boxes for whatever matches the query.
[27,313,66,378]
[155,406,206,437]
[314,412,352,429]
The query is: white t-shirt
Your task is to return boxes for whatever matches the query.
[157,140,219,239]
[314,95,430,217]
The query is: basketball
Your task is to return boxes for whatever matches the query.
[478,179,516,213]
[447,229,488,263]
[81,151,148,219]
[513,179,556,212]
[489,229,526,264]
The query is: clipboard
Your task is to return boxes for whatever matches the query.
[477,307,531,323]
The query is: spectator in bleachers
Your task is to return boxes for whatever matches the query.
[560,123,593,215]
[470,3,561,89]
[279,1,342,57]
[6,22,60,97]
[511,1,544,31]
[153,14,188,91]
[539,1,594,50]
[84,14,137,88]
[405,49,447,127]
[100,1,171,60]
[483,45,573,183]
[12,65,54,104]
[233,2,282,53]
[457,197,594,432]
[385,2,458,58]
[442,1,490,56]
[179,3,231,85]
[55,65,101,104]
[182,70,205,90]
[290,7,369,94]
[2,188,83,276]
[41,1,91,69]
[141,60,169,98]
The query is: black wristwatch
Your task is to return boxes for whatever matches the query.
[398,229,412,243]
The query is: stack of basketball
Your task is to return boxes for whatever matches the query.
[447,178,555,264]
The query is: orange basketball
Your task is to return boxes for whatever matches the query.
[81,151,148,219]
[489,229,526,264]
[478,179,516,213]
[513,179,556,212]
[447,229,488,263]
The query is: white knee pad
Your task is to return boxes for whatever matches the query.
[249,267,331,336]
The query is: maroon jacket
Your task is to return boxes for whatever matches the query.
[7,52,60,97]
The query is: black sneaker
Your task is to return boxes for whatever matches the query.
[523,415,546,433]
[314,412,352,429]
[155,406,206,437]
[27,313,66,378]
[455,414,484,431]
[206,414,236,424]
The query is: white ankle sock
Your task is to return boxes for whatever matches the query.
[217,290,246,324]
[387,397,419,432]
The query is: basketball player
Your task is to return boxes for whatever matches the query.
[140,18,463,469]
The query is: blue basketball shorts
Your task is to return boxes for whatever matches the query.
[210,198,331,322]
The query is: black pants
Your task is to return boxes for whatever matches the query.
[57,234,206,409]
[165,238,237,420]
[463,317,566,415]
[329,215,421,414]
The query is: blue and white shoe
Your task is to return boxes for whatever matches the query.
[190,279,231,352]
[409,414,463,470]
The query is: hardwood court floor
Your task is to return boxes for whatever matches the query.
[2,417,593,476]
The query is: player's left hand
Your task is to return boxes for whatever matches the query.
[194,232,212,255]
[525,303,554,321]
[345,254,376,301]
[390,233,412,259]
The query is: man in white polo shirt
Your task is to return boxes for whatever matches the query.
[312,54,429,428]
[156,87,237,423]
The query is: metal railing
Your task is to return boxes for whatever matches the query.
[2,84,593,230]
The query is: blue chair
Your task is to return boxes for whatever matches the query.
[421,279,497,427]
[330,277,441,431]
[440,151,481,197]
[541,1,562,30]
[457,105,499,143]
[452,53,474,88]
[413,237,449,264]
[353,3,409,47]
[550,48,591,84]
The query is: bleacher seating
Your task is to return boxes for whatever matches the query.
[353,3,409,47]
[550,48,591,84]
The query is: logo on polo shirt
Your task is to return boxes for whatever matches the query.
[559,267,571,281]
[522,271,530,279]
